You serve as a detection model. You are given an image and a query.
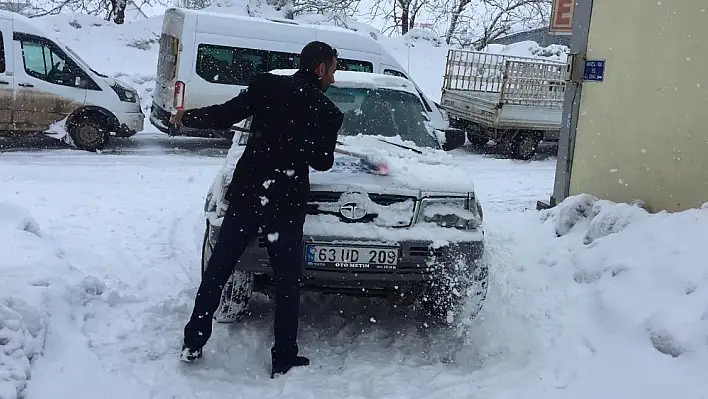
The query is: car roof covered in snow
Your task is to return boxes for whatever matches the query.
[170,8,383,56]
[269,69,420,95]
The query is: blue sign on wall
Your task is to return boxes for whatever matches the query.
[583,60,606,82]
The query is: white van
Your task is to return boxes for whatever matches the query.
[149,7,449,138]
[0,10,144,151]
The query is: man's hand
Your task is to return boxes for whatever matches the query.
[170,110,186,126]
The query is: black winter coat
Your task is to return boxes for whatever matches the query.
[182,70,344,221]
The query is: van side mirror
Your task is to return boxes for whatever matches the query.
[441,128,465,151]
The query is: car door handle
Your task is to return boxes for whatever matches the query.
[18,83,34,87]
[0,80,8,85]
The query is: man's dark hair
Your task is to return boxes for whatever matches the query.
[299,41,338,72]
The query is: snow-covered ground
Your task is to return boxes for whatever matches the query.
[2,134,708,398]
[2,6,707,399]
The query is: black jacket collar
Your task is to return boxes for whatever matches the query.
[293,69,321,91]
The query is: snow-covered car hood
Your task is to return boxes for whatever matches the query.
[310,135,475,195]
[204,133,482,243]
[207,134,476,211]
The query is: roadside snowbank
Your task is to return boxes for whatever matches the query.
[0,202,97,399]
[459,194,708,397]
[539,194,708,364]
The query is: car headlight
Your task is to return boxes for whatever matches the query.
[110,83,138,103]
[418,194,482,230]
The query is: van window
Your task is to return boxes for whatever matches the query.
[20,39,76,87]
[196,44,267,85]
[338,59,373,72]
[157,34,179,81]
[269,51,299,70]
[384,69,407,79]
[0,33,5,73]
[195,43,374,85]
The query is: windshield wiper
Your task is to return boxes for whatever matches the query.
[375,138,423,154]
[91,68,109,78]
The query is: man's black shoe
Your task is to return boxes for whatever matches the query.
[271,355,310,378]
[179,345,203,363]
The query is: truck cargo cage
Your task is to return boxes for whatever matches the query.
[440,48,570,160]
[443,50,567,108]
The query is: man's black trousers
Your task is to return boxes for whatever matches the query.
[183,199,305,358]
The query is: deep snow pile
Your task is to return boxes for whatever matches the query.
[539,194,708,364]
[0,202,99,399]
[451,193,708,397]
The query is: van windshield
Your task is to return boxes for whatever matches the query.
[64,46,107,78]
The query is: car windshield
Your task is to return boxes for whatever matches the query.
[325,86,440,149]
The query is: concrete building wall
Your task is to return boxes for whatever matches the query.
[569,0,708,212]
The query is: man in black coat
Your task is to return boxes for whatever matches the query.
[171,41,344,378]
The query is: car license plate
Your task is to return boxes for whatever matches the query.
[305,244,399,270]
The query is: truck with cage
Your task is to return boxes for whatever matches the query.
[439,48,567,160]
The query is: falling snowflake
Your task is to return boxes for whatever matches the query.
[267,232,279,242]
[260,196,269,206]
[285,169,295,177]
[263,179,275,189]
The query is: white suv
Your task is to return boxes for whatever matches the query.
[201,71,488,326]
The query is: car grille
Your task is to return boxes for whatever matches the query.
[307,191,417,227]
[309,192,415,206]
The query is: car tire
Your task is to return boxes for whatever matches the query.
[421,258,489,326]
[201,225,254,324]
[68,113,110,152]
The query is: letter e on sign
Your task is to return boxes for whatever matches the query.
[550,0,574,34]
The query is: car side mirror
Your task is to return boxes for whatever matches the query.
[441,128,465,151]
[75,76,81,87]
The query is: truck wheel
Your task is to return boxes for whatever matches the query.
[201,225,254,323]
[421,258,489,327]
[510,132,540,160]
[67,113,110,152]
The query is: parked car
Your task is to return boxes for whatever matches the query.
[201,70,488,326]
[149,7,448,140]
[0,10,144,151]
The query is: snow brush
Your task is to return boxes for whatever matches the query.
[229,126,390,175]
[334,142,390,176]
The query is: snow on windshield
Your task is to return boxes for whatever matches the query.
[326,86,439,149]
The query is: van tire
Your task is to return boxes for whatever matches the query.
[68,113,110,152]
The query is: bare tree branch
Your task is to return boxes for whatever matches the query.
[366,0,432,36]
[429,0,550,47]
